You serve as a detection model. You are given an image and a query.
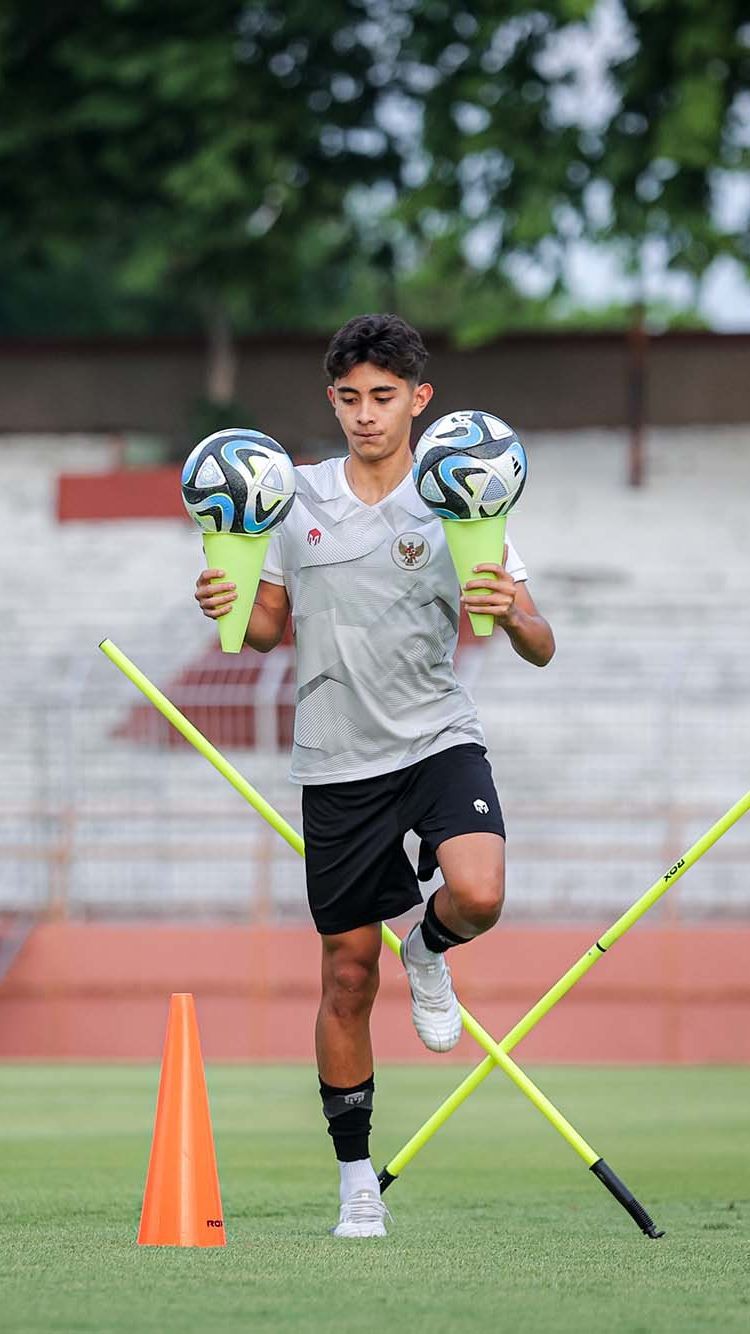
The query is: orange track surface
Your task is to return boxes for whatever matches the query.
[1,922,748,1063]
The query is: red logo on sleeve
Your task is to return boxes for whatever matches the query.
[307,528,322,546]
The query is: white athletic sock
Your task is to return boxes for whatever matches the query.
[338,1157,380,1203]
[407,923,441,964]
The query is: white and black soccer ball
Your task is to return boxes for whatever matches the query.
[412,409,527,520]
[181,429,296,535]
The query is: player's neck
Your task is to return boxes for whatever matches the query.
[344,444,413,506]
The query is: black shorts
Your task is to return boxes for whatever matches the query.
[301,743,505,935]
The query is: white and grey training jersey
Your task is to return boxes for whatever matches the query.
[262,456,527,785]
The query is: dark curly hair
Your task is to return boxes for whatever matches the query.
[324,313,428,384]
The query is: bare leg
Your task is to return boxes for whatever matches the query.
[316,922,382,1085]
[316,922,386,1228]
[433,830,505,938]
[401,832,505,1055]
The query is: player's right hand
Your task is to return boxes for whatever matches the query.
[195,568,237,619]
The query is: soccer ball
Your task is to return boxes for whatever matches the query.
[181,429,296,535]
[412,409,527,520]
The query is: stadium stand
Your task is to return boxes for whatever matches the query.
[4,426,749,924]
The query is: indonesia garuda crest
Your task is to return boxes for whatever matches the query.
[391,532,431,570]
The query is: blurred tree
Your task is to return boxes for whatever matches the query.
[0,0,620,361]
[0,0,402,432]
[384,0,748,482]
[571,0,750,481]
[1,0,745,375]
[387,0,748,340]
[382,0,598,342]
[589,1,750,286]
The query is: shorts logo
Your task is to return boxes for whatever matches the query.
[391,532,430,570]
[473,799,489,814]
[307,528,322,546]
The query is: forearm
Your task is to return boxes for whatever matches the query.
[499,608,555,666]
[243,599,287,653]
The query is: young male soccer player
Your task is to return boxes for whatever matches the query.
[195,314,555,1237]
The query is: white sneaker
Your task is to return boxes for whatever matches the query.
[331,1189,390,1238]
[400,924,463,1053]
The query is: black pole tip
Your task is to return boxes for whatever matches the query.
[590,1159,665,1239]
[378,1168,397,1194]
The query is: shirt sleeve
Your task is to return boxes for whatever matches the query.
[260,528,285,586]
[505,534,528,583]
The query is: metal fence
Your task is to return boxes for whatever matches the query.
[4,622,749,926]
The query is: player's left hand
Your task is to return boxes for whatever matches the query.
[461,545,517,625]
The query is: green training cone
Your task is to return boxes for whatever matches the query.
[202,530,272,653]
[441,514,507,637]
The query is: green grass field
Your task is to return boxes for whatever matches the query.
[1,1065,748,1334]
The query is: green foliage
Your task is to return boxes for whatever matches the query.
[398,260,559,344]
[0,1,400,346]
[187,395,254,447]
[384,0,595,335]
[0,1,746,344]
[394,0,749,336]
[590,0,750,274]
[551,296,709,332]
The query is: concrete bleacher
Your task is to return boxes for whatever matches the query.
[6,425,750,921]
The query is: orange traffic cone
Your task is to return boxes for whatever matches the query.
[137,993,226,1247]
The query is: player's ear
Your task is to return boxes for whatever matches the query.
[326,385,336,409]
[411,382,434,417]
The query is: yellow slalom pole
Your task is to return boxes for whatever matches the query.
[100,639,305,858]
[101,636,596,1160]
[384,928,596,1166]
[383,788,750,1179]
[100,638,665,1235]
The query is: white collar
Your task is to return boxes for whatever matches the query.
[337,455,426,517]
